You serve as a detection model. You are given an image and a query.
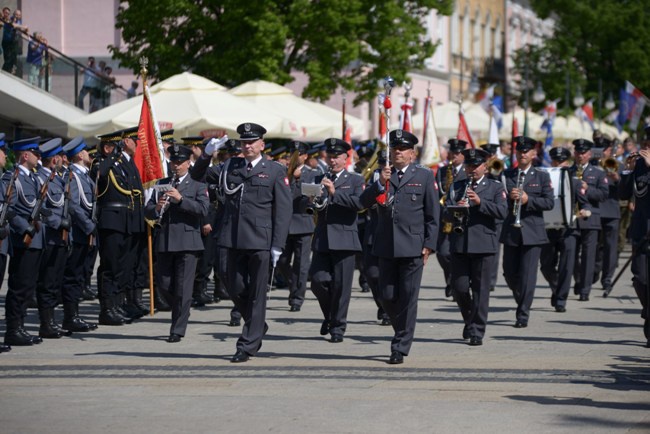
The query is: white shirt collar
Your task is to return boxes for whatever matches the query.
[73,163,88,174]
[246,155,263,168]
[121,151,131,162]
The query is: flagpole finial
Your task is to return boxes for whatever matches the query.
[403,81,412,99]
[139,56,149,78]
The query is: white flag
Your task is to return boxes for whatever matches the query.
[420,97,441,166]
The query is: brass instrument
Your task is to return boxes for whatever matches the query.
[441,165,455,234]
[512,170,525,228]
[487,158,504,177]
[574,165,584,220]
[601,157,620,173]
[305,170,332,215]
[154,175,180,228]
[452,174,474,234]
[363,141,387,182]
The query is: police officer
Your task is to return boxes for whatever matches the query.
[571,139,608,301]
[436,139,467,298]
[217,122,292,362]
[500,136,554,328]
[277,141,317,312]
[447,148,507,346]
[310,138,365,344]
[360,130,439,364]
[619,126,650,348]
[3,137,46,346]
[145,144,209,343]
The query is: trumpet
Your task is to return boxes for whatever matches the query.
[512,170,525,228]
[487,158,504,177]
[601,157,620,173]
[452,175,474,234]
[154,175,180,228]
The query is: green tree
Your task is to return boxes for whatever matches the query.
[513,0,650,116]
[109,0,453,105]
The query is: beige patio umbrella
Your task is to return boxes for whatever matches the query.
[67,72,293,140]
[229,80,365,141]
[411,101,490,140]
[498,108,546,141]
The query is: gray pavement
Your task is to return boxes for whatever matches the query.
[1,249,649,434]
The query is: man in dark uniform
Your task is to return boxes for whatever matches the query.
[145,144,209,343]
[446,148,507,346]
[571,139,608,301]
[61,137,98,332]
[277,141,316,312]
[436,139,467,298]
[593,136,621,294]
[217,122,292,362]
[619,127,650,348]
[309,139,365,343]
[481,142,505,292]
[539,147,591,313]
[500,136,554,328]
[3,137,46,346]
[360,130,439,364]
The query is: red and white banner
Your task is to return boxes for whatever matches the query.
[135,84,166,186]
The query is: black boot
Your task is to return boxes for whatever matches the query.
[39,308,63,339]
[154,289,171,312]
[82,284,97,301]
[214,280,229,302]
[63,302,97,332]
[4,320,34,346]
[116,292,141,321]
[98,297,127,326]
[131,289,149,316]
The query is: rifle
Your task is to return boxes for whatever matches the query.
[60,168,73,243]
[88,167,100,246]
[0,166,20,247]
[23,169,56,247]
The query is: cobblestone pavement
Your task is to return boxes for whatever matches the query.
[1,249,648,433]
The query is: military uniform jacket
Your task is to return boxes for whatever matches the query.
[37,166,67,247]
[569,164,608,230]
[68,164,97,246]
[619,161,650,242]
[447,176,508,254]
[0,175,11,256]
[217,156,292,251]
[499,167,554,246]
[596,165,621,219]
[436,163,467,199]
[205,162,226,238]
[289,165,317,235]
[360,165,438,258]
[120,155,146,233]
[144,175,209,252]
[4,166,46,249]
[362,169,381,248]
[312,170,364,253]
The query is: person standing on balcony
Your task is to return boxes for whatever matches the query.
[26,32,45,87]
[77,57,100,111]
[1,7,28,75]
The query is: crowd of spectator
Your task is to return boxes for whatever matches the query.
[76,56,117,112]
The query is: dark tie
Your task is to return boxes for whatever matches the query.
[452,167,458,177]
[397,170,404,182]
[247,162,253,173]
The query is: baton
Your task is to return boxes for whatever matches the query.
[267,264,275,300]
[604,254,633,297]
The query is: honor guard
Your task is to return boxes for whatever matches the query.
[570,139,608,301]
[60,137,98,332]
[618,126,650,348]
[309,138,365,344]
[360,130,439,364]
[500,136,554,328]
[3,137,46,346]
[446,148,507,345]
[276,141,317,312]
[217,122,292,362]
[144,144,209,343]
[436,138,468,298]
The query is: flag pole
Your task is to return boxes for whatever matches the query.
[342,89,346,140]
[140,56,156,317]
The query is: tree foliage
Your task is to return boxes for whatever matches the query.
[513,0,650,114]
[110,0,453,105]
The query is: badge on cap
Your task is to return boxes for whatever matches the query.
[245,123,251,132]
[469,149,475,158]
[330,138,336,145]
[173,144,179,153]
[396,130,402,138]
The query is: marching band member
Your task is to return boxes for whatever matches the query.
[447,148,507,346]
[500,136,554,328]
[481,142,505,292]
[360,130,438,364]
[570,139,608,301]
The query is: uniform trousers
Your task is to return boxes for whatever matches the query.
[227,249,270,355]
[157,251,199,337]
[216,245,240,321]
[63,242,91,303]
[630,241,650,341]
[451,253,493,339]
[277,233,312,308]
[36,244,67,308]
[362,247,386,320]
[85,245,98,290]
[97,229,128,298]
[6,248,43,328]
[574,229,599,296]
[310,250,355,337]
[594,218,620,287]
[435,233,451,290]
[0,252,7,290]
[126,231,148,290]
[503,244,542,324]
[540,229,578,308]
[378,255,424,356]
[194,229,216,293]
[488,221,503,289]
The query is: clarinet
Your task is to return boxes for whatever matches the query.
[154,175,180,228]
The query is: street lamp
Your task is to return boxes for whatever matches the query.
[468,71,480,97]
[605,92,616,110]
[573,86,585,107]
[533,81,545,103]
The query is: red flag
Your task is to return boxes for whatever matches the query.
[400,102,412,132]
[510,116,519,169]
[134,85,165,187]
[457,106,475,149]
[378,110,387,140]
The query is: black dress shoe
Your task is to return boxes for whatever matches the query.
[603,286,613,298]
[289,305,301,312]
[555,306,566,313]
[646,339,650,349]
[469,336,483,346]
[360,283,370,293]
[230,349,250,363]
[514,321,528,328]
[0,343,11,353]
[444,285,452,298]
[380,317,391,326]
[388,351,404,364]
[489,286,495,292]
[167,334,182,343]
[330,335,343,343]
[5,329,35,346]
[579,294,589,302]
[229,318,241,327]
[550,294,557,307]
[320,320,329,336]
[462,326,470,340]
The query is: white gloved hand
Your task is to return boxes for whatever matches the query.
[271,247,282,267]
[204,135,229,155]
